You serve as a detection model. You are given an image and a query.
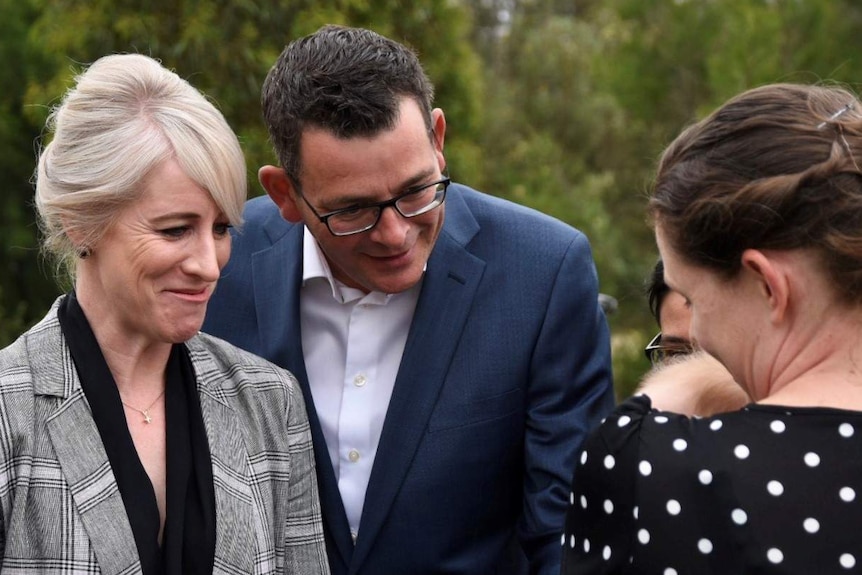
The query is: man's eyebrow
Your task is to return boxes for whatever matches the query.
[399,169,438,192]
[327,169,439,206]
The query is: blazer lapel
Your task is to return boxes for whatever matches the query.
[31,318,141,575]
[188,341,257,574]
[46,397,141,574]
[252,224,355,569]
[350,229,486,569]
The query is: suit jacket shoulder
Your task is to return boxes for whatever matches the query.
[443,183,585,255]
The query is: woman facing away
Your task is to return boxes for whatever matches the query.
[0,53,329,574]
[562,83,862,574]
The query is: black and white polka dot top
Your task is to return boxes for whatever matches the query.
[561,394,862,574]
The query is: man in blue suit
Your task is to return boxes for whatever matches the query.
[203,25,614,575]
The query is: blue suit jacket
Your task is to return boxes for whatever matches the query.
[203,183,614,575]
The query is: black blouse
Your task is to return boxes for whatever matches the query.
[57,292,216,575]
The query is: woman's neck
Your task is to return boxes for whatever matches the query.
[759,308,862,410]
[74,288,171,395]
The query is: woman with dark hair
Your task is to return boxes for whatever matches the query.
[562,83,862,574]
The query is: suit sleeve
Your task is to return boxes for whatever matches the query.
[519,231,615,575]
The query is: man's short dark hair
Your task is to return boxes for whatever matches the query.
[261,25,435,183]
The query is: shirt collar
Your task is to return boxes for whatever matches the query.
[302,226,347,302]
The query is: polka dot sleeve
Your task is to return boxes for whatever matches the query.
[560,394,650,574]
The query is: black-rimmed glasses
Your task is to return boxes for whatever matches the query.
[298,177,450,237]
[644,332,695,366]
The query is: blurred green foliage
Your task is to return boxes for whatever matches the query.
[4,0,862,397]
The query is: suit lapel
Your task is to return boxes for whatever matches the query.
[351,228,486,569]
[252,223,307,374]
[252,224,355,569]
[32,318,140,575]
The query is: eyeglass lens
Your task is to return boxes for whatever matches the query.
[327,179,447,235]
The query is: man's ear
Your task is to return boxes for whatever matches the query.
[431,108,447,173]
[741,249,789,323]
[259,165,303,223]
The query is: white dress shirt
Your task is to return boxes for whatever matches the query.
[299,227,421,540]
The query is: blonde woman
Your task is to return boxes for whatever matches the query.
[0,54,329,574]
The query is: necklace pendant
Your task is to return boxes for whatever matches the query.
[143,411,152,424]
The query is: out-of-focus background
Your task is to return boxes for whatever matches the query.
[3,0,861,397]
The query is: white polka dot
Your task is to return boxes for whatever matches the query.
[673,438,688,452]
[709,420,723,431]
[698,538,713,554]
[804,517,820,533]
[767,548,784,564]
[840,423,855,438]
[569,492,574,505]
[618,415,632,427]
[638,529,650,544]
[570,534,577,548]
[583,538,590,552]
[840,487,856,502]
[604,455,616,469]
[603,499,614,515]
[580,495,588,509]
[633,506,639,520]
[767,480,784,496]
[732,508,748,525]
[603,545,612,560]
[604,499,614,514]
[580,450,588,465]
[841,553,856,569]
[561,534,565,547]
[639,461,653,476]
[666,499,681,515]
[804,452,821,467]
[655,415,669,424]
[770,420,786,433]
[734,444,750,459]
[664,569,678,575]
[698,470,713,485]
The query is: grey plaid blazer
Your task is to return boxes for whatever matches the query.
[0,300,330,574]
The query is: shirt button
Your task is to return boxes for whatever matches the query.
[354,374,367,387]
[348,449,360,462]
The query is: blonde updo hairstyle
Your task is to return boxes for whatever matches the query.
[35,53,247,282]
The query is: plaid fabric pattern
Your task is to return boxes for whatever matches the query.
[0,300,329,574]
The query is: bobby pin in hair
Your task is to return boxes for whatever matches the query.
[817,102,855,130]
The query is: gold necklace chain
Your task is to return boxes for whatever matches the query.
[120,388,166,424]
